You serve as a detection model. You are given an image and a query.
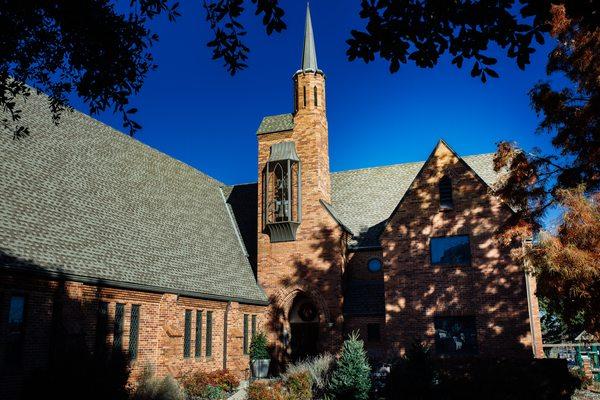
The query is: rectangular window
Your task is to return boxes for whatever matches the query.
[183,309,192,358]
[430,235,471,265]
[95,301,109,354]
[5,295,25,364]
[367,323,381,343]
[195,310,203,358]
[206,311,213,357]
[113,303,125,350]
[129,304,140,360]
[243,314,249,354]
[251,315,257,339]
[434,316,477,355]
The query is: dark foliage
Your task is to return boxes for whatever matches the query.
[0,0,285,137]
[386,343,581,400]
[347,1,596,79]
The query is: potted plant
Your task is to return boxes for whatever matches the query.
[249,332,270,379]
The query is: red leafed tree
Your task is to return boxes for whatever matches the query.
[525,188,600,335]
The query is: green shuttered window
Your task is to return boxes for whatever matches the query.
[195,310,203,358]
[129,304,140,359]
[113,303,125,350]
[184,309,192,358]
[206,311,213,357]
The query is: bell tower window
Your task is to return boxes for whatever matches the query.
[314,86,318,107]
[263,142,302,242]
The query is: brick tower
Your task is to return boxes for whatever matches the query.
[256,5,344,366]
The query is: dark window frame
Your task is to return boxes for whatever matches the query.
[4,294,27,366]
[195,310,203,358]
[183,309,192,358]
[314,86,318,107]
[129,304,140,360]
[206,311,213,357]
[243,314,249,355]
[438,175,454,210]
[433,315,478,356]
[251,315,257,340]
[113,303,125,351]
[95,301,109,355]
[430,235,472,266]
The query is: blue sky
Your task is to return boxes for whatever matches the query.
[73,1,561,187]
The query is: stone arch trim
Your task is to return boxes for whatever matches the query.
[271,283,331,324]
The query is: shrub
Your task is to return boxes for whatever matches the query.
[249,331,270,360]
[179,369,239,397]
[386,341,437,399]
[246,380,287,400]
[132,366,185,400]
[284,353,334,397]
[201,384,226,400]
[328,332,371,400]
[285,372,313,400]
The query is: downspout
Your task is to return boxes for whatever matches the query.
[223,301,231,369]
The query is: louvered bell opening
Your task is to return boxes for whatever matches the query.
[439,176,453,210]
[264,142,302,242]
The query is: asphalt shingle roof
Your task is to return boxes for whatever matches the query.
[0,92,267,305]
[257,114,294,135]
[330,153,498,248]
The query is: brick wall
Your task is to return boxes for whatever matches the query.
[0,271,265,400]
[381,142,541,358]
[257,71,344,366]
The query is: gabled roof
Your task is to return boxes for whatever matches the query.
[0,92,267,305]
[331,148,499,249]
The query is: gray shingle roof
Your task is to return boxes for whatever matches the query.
[257,114,294,135]
[0,92,267,305]
[331,153,498,248]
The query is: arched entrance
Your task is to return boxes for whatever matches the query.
[289,294,320,361]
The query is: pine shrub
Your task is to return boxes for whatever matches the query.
[249,331,270,360]
[328,332,371,400]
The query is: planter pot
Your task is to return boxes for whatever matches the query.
[251,359,270,379]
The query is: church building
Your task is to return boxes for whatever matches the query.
[0,6,542,398]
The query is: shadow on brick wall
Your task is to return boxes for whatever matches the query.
[0,250,130,400]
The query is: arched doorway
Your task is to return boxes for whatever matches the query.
[289,294,320,361]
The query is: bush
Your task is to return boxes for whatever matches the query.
[286,372,313,400]
[132,366,185,400]
[201,384,226,400]
[179,368,239,398]
[385,352,581,400]
[250,331,270,360]
[328,332,371,400]
[246,381,287,400]
[284,353,334,398]
[386,341,437,399]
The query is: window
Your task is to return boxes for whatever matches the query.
[195,310,203,358]
[430,235,471,265]
[367,323,381,343]
[206,311,213,357]
[113,303,125,350]
[129,304,140,360]
[314,86,318,107]
[439,175,453,209]
[303,86,307,107]
[5,295,25,364]
[251,315,257,339]
[243,314,249,354]
[434,316,477,355]
[96,301,109,354]
[183,309,192,358]
[368,258,382,273]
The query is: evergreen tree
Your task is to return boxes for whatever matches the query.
[329,332,371,400]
